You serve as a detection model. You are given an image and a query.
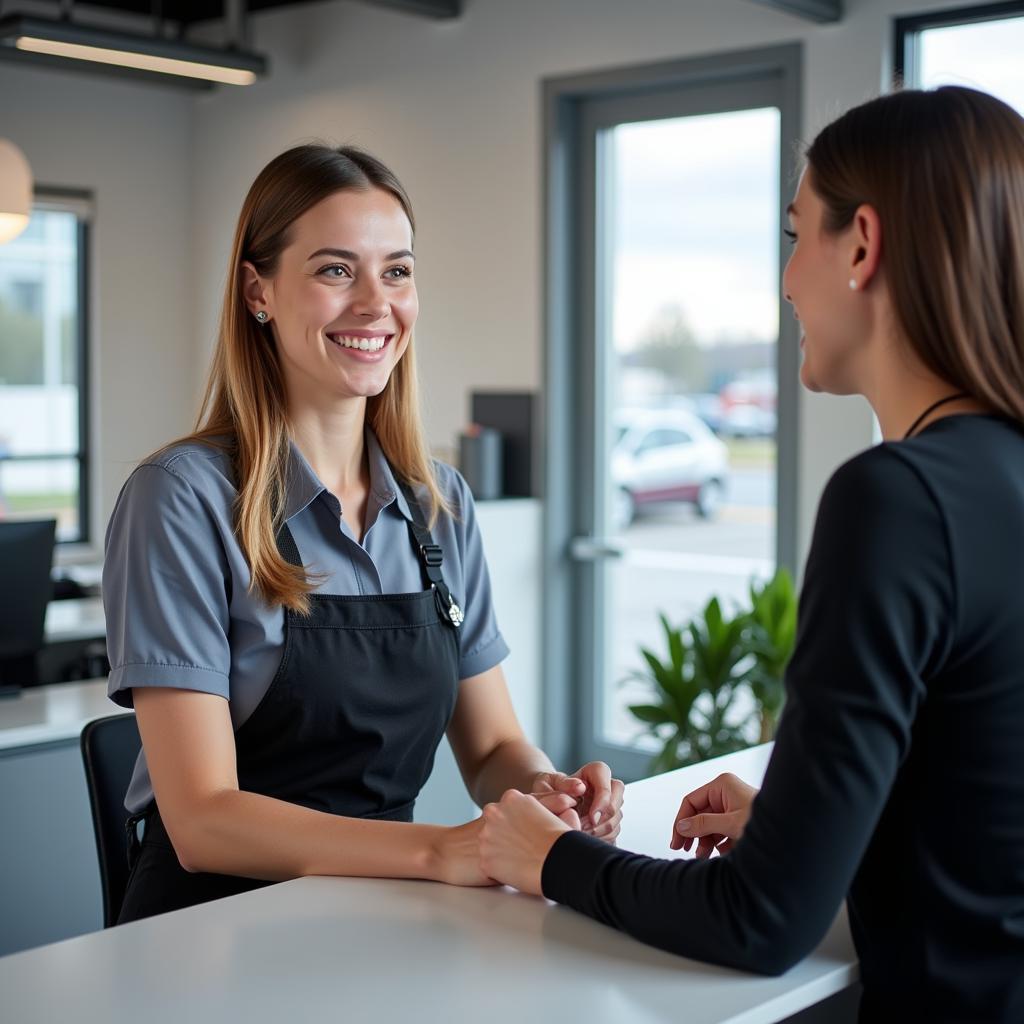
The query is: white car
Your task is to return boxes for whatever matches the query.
[612,408,729,528]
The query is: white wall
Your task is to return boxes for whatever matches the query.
[0,61,195,556]
[417,498,541,825]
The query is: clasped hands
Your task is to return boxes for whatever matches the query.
[527,763,625,841]
[478,770,758,896]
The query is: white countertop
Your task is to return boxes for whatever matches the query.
[0,743,857,1022]
[0,678,117,752]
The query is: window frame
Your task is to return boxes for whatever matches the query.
[0,187,93,546]
[894,1,1024,85]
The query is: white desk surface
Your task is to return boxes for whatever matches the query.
[0,743,856,1023]
[0,677,116,752]
[44,596,106,645]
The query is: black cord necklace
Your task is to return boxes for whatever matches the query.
[903,392,971,440]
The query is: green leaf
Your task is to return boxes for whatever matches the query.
[661,613,686,675]
[628,704,673,726]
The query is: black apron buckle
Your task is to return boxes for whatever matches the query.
[125,809,148,869]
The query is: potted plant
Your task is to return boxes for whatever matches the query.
[746,569,798,743]
[626,568,797,773]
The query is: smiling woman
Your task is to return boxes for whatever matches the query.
[101,144,626,925]
[211,146,436,598]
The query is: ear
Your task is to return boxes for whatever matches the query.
[849,204,882,290]
[241,261,273,319]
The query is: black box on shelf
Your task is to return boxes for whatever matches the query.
[469,391,539,498]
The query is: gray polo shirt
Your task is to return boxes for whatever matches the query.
[103,430,509,812]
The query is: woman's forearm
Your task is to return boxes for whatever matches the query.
[467,739,555,807]
[169,788,449,882]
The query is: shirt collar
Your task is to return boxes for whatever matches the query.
[282,441,326,523]
[365,429,415,523]
[281,429,415,524]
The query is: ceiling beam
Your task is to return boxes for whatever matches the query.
[747,0,842,23]
[352,0,462,18]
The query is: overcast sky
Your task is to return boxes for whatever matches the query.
[610,107,781,353]
[919,16,1024,113]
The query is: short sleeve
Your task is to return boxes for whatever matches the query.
[441,466,510,680]
[103,463,233,707]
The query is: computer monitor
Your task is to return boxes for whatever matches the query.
[0,518,57,692]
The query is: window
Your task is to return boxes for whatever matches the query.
[638,429,693,452]
[0,192,92,544]
[895,2,1024,112]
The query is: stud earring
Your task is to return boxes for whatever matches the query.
[849,279,858,291]
[255,310,269,323]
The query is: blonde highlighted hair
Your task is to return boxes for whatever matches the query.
[173,144,447,613]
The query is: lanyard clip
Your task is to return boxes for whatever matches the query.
[447,594,465,628]
[433,583,464,629]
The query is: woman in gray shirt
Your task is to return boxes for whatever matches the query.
[105,144,624,922]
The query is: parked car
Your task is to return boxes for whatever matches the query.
[717,402,777,438]
[612,408,729,528]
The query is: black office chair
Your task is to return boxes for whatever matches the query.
[0,517,56,692]
[81,714,142,927]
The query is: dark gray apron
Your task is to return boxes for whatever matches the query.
[118,483,462,923]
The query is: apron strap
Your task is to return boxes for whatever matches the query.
[398,481,465,630]
[276,519,304,569]
[271,483,464,630]
[125,807,150,870]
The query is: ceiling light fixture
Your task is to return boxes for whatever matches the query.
[0,10,267,88]
[0,138,33,245]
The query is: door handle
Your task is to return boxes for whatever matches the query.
[569,536,625,561]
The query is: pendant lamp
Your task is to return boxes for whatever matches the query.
[0,139,32,244]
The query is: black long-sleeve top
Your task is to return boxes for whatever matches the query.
[543,414,1024,1021]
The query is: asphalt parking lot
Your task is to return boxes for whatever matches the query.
[604,465,775,747]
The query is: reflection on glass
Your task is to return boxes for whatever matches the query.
[0,208,82,540]
[917,16,1024,115]
[602,108,780,748]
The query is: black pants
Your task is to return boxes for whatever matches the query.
[118,808,270,925]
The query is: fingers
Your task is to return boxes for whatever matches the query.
[608,778,625,820]
[558,808,582,830]
[535,771,586,798]
[673,810,746,858]
[530,790,579,816]
[669,779,715,850]
[533,767,625,842]
[576,762,613,824]
[668,773,756,851]
[584,807,623,843]
[695,835,719,860]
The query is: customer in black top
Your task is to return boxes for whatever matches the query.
[477,86,1024,1022]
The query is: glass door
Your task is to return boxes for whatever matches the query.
[568,73,798,777]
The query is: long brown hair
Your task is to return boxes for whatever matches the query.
[806,86,1024,422]
[177,145,446,613]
